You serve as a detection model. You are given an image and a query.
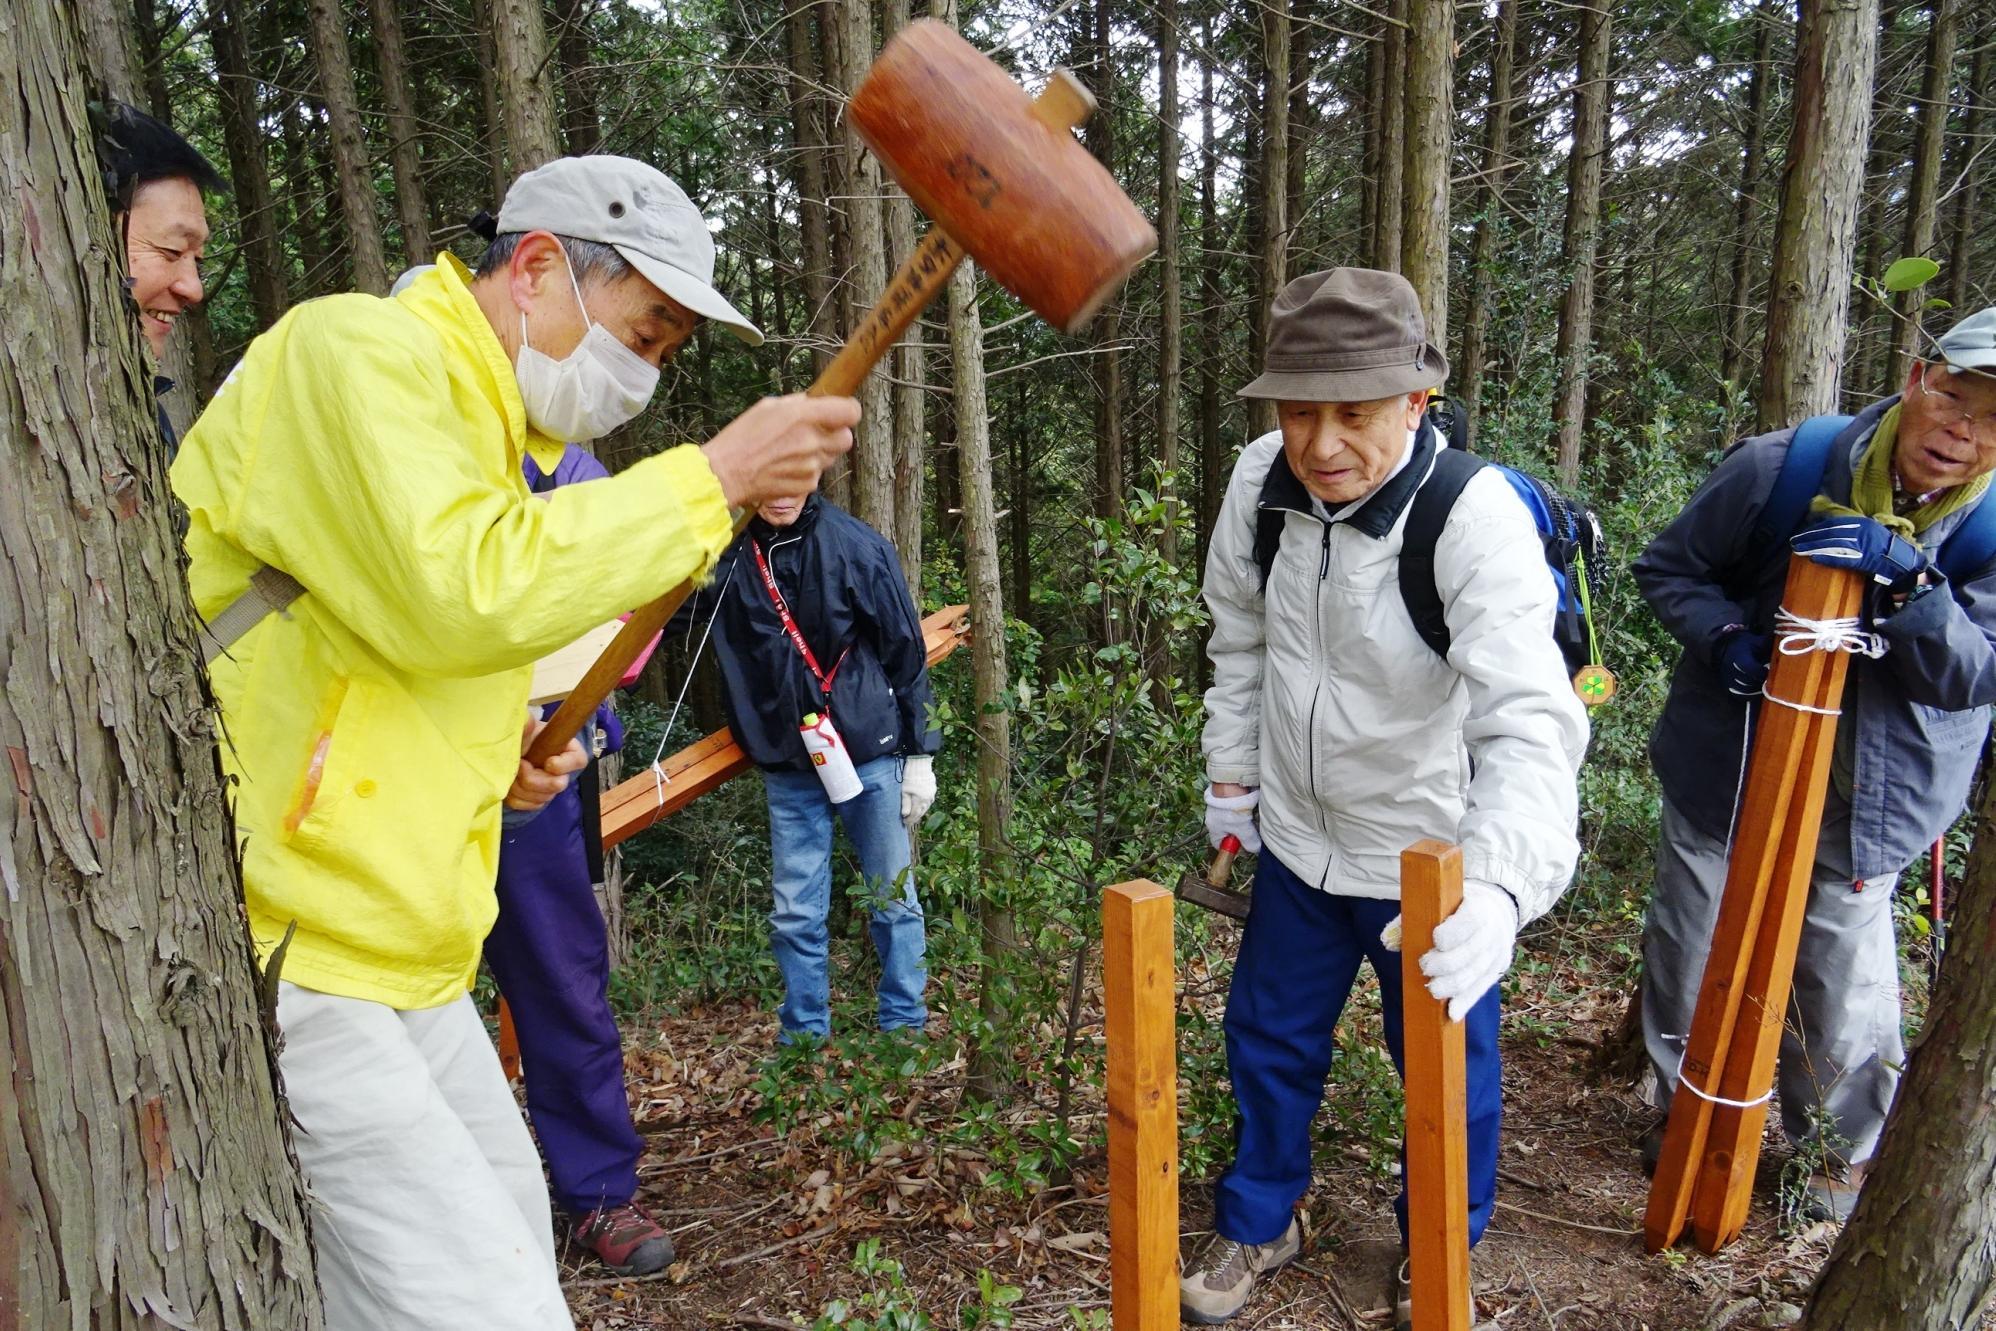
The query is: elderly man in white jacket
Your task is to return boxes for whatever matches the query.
[1180,269,1589,1328]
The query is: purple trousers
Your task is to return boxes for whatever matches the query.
[485,768,642,1217]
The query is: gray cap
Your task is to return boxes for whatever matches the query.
[1240,268,1447,402]
[497,156,763,346]
[1936,306,1996,377]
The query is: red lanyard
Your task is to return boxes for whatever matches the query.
[751,538,849,696]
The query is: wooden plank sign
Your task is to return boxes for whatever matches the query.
[1103,879,1178,1331]
[595,605,969,852]
[1401,841,1473,1331]
[1643,555,1864,1253]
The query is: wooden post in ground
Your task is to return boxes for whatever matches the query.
[1103,879,1179,1331]
[1689,558,1863,1251]
[1644,555,1863,1253]
[1401,841,1473,1331]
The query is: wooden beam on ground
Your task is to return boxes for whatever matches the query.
[1401,840,1472,1331]
[1103,879,1179,1331]
[1690,559,1863,1252]
[1643,556,1862,1253]
[596,605,970,851]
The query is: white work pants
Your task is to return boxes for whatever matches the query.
[277,982,572,1331]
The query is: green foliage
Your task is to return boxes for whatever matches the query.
[806,1241,1021,1330]
[1882,257,1941,293]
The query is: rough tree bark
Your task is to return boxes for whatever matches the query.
[1400,0,1453,345]
[1892,0,1958,377]
[475,0,512,205]
[557,0,602,156]
[1458,0,1516,442]
[131,0,173,120]
[492,0,562,174]
[1251,0,1289,441]
[1720,0,1778,392]
[1798,777,1996,1328]
[1156,0,1183,566]
[371,0,433,266]
[837,0,894,536]
[305,0,390,294]
[786,0,836,384]
[1945,31,1988,314]
[1285,0,1316,269]
[1373,0,1407,274]
[211,0,288,326]
[1758,0,1881,433]
[1551,0,1612,488]
[76,0,141,102]
[1,6,322,1326]
[882,0,925,596]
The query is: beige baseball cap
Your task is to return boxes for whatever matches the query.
[497,155,763,346]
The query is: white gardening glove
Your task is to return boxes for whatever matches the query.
[900,755,936,829]
[1203,786,1262,853]
[1378,880,1519,1023]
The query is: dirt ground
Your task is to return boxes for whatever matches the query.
[548,971,1896,1331]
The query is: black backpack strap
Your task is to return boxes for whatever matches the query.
[1399,449,1487,661]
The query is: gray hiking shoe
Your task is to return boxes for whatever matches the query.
[1179,1217,1301,1325]
[1800,1165,1866,1223]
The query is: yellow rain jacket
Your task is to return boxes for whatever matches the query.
[171,255,732,1008]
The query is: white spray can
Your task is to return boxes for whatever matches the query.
[798,711,864,803]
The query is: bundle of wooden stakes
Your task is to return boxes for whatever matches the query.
[1644,554,1867,1254]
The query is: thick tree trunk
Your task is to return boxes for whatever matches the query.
[1720,0,1778,392]
[492,0,561,174]
[475,0,511,206]
[1157,0,1183,565]
[949,257,1019,1102]
[1251,0,1289,440]
[1,8,322,1326]
[212,0,288,326]
[1798,778,1996,1328]
[305,0,390,294]
[1758,0,1880,432]
[371,0,433,266]
[131,0,173,120]
[1892,0,1958,377]
[1458,0,1515,444]
[882,0,925,595]
[557,0,602,155]
[1373,0,1407,274]
[838,0,893,534]
[1945,33,1989,314]
[787,0,835,384]
[1400,0,1453,344]
[1551,0,1612,487]
[77,0,141,100]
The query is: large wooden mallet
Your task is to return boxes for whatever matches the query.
[526,21,1155,766]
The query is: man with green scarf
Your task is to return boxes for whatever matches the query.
[1632,306,1996,1222]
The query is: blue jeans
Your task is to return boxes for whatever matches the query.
[1213,850,1503,1247]
[762,755,928,1039]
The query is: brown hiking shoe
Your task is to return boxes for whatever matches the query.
[574,1202,674,1276]
[1179,1217,1300,1325]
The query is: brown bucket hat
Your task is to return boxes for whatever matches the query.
[1240,268,1448,402]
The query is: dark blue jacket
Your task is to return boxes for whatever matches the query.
[670,495,940,773]
[1634,397,1996,878]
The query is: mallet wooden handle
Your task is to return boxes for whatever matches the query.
[524,73,1096,768]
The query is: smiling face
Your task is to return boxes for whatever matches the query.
[1896,361,1996,494]
[122,176,210,357]
[1277,391,1428,505]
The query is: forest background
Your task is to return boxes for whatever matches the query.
[25,0,1996,1323]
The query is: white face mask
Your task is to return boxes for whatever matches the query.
[513,246,660,442]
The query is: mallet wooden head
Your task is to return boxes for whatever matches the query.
[847,20,1157,334]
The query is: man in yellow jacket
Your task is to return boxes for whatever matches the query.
[171,156,856,1330]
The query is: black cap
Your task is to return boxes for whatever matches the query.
[90,101,226,209]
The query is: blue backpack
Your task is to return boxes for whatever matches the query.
[1751,414,1996,581]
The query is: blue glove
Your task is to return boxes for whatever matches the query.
[1715,630,1772,698]
[1791,516,1927,589]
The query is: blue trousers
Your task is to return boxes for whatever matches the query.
[1212,851,1502,1247]
[484,778,643,1218]
[762,755,928,1039]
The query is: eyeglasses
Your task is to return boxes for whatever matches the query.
[1914,364,1992,434]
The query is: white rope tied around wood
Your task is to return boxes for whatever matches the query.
[1674,1045,1774,1109]
[1758,607,1889,716]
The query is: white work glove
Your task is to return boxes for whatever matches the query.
[901,755,936,829]
[1379,880,1519,1023]
[1203,786,1262,854]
